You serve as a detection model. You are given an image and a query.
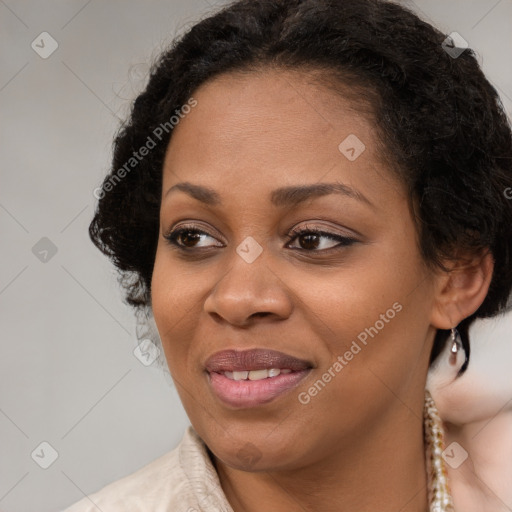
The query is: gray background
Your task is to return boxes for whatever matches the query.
[1,1,511,511]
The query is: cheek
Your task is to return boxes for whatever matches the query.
[300,241,433,395]
[300,272,411,375]
[309,243,426,336]
[150,249,203,369]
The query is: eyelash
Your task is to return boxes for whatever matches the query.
[163,223,357,253]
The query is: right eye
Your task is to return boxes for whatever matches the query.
[164,225,224,250]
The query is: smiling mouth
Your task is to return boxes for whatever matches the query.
[204,348,313,408]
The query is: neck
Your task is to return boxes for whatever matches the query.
[214,399,430,512]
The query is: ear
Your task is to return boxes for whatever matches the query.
[430,249,494,329]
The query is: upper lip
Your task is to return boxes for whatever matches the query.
[204,348,313,373]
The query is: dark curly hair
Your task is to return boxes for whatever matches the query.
[89,0,512,373]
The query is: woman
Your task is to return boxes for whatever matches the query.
[64,0,512,510]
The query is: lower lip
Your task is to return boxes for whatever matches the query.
[207,370,311,408]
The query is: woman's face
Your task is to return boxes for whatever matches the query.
[151,68,439,471]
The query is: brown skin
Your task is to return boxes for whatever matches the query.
[151,68,494,512]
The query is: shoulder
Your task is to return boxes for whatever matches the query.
[62,426,224,512]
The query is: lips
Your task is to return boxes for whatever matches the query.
[204,348,313,408]
[204,348,313,373]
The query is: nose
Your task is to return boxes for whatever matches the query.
[203,246,293,327]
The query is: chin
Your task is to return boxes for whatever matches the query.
[202,426,306,472]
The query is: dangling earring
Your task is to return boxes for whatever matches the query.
[449,327,462,366]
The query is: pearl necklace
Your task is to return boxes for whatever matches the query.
[424,390,455,511]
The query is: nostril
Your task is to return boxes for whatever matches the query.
[251,312,271,318]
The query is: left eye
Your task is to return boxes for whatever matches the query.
[286,229,356,251]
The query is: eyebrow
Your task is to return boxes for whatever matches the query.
[164,181,373,208]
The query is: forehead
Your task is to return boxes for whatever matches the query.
[162,68,399,203]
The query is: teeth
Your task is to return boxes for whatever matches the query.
[248,369,270,381]
[223,368,290,381]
